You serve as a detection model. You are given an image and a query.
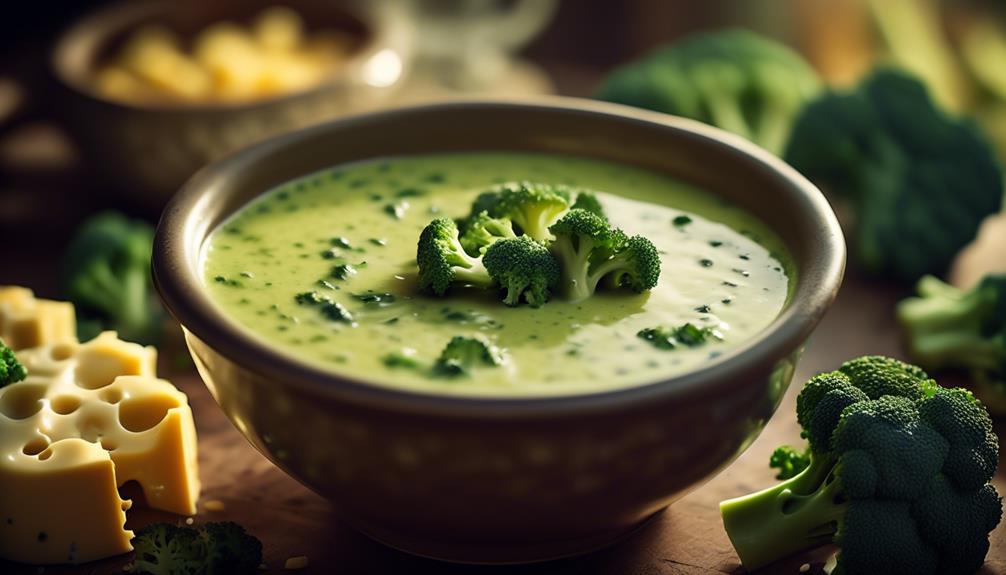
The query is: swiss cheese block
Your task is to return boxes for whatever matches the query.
[0,286,76,351]
[0,331,200,564]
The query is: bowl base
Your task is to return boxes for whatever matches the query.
[353,508,665,565]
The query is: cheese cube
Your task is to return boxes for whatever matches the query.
[0,286,76,351]
[0,331,200,564]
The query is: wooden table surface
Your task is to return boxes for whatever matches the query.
[2,266,1003,575]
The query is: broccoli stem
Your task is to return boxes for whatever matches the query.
[753,100,798,156]
[552,235,595,302]
[897,289,1002,370]
[117,265,156,338]
[691,68,752,140]
[720,456,845,569]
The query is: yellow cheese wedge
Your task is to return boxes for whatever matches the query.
[0,331,200,564]
[0,286,76,351]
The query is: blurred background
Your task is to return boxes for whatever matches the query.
[3,0,1006,334]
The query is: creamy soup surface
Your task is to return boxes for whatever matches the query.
[203,153,792,396]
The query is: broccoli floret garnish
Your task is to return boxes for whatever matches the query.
[59,212,163,344]
[784,69,1004,282]
[127,521,262,575]
[548,209,661,301]
[416,218,493,295]
[769,445,811,480]
[897,275,1006,411]
[596,29,821,155]
[719,356,1002,573]
[595,233,660,294]
[459,211,517,256]
[482,236,561,307]
[433,334,505,377]
[295,291,330,306]
[0,339,27,388]
[569,191,606,220]
[484,182,571,241]
[636,323,719,350]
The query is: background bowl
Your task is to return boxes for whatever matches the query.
[152,98,845,564]
[51,0,412,208]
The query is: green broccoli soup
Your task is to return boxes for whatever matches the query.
[203,153,792,396]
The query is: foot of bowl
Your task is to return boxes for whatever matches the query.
[352,508,666,565]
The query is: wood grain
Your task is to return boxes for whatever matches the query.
[3,269,1004,575]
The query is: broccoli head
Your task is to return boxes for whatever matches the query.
[59,212,163,344]
[596,29,821,154]
[128,521,262,575]
[0,339,27,388]
[128,523,206,575]
[481,181,571,241]
[199,522,263,574]
[897,274,1006,412]
[459,211,517,256]
[569,190,607,220]
[416,217,493,295]
[434,334,505,377]
[720,355,1002,573]
[482,236,561,307]
[548,210,660,301]
[784,69,1004,282]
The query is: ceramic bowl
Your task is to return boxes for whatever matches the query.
[51,0,412,208]
[152,98,845,564]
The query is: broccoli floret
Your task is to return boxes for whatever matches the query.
[719,356,1002,573]
[569,191,607,220]
[128,522,262,575]
[416,218,493,295]
[59,212,163,344]
[0,339,27,388]
[127,523,206,575]
[784,69,1004,282]
[548,210,661,301]
[484,182,570,241]
[636,323,719,350]
[482,236,561,307]
[897,275,1006,412]
[596,29,821,154]
[200,522,263,575]
[434,334,504,377]
[459,211,517,255]
[769,445,811,480]
[593,234,661,295]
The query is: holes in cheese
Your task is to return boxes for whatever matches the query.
[0,383,47,419]
[119,394,181,433]
[0,330,199,565]
[100,387,123,404]
[22,437,49,456]
[51,395,82,415]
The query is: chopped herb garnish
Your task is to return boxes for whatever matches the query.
[673,215,693,227]
[331,264,357,280]
[320,302,354,322]
[700,259,714,267]
[637,323,722,350]
[369,238,388,247]
[330,237,353,249]
[396,188,425,198]
[384,201,409,219]
[352,292,396,305]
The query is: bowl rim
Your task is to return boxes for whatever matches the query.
[49,0,409,113]
[152,96,846,419]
